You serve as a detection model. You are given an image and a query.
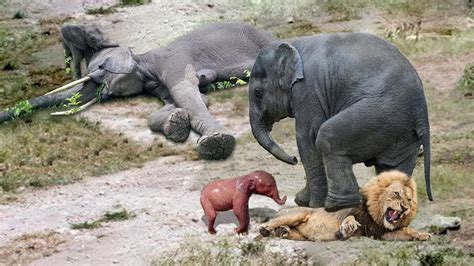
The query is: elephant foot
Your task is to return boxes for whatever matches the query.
[324,193,361,212]
[163,109,191,143]
[295,188,310,207]
[197,133,236,160]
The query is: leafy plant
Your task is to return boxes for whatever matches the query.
[230,76,247,86]
[244,69,251,78]
[214,70,252,91]
[11,100,33,118]
[62,93,82,114]
[95,82,106,103]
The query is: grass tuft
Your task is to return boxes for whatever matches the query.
[121,0,152,6]
[70,207,134,230]
[153,236,308,265]
[70,220,102,230]
[457,63,474,94]
[103,208,134,222]
[12,10,26,19]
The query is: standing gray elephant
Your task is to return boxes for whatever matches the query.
[1,22,274,160]
[248,33,432,211]
[61,23,118,79]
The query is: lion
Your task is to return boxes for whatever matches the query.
[259,170,431,241]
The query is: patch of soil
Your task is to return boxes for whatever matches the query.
[0,231,69,265]
[415,53,474,91]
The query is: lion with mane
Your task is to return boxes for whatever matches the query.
[260,170,431,241]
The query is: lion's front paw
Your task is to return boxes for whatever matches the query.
[259,225,273,237]
[416,232,431,241]
[275,226,290,238]
[339,215,361,239]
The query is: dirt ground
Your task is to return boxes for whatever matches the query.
[0,0,473,265]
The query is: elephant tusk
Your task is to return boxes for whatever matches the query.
[50,98,97,116]
[44,76,91,95]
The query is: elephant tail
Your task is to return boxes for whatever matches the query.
[421,130,432,201]
[417,112,432,201]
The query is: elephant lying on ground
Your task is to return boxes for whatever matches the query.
[61,23,118,79]
[1,22,274,160]
[248,33,432,211]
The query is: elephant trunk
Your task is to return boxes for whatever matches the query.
[271,191,287,205]
[0,80,97,124]
[249,108,297,165]
[99,42,119,49]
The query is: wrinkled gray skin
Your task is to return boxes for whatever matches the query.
[61,24,118,79]
[1,23,274,160]
[248,33,432,211]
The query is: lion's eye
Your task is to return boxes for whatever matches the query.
[393,192,401,198]
[408,198,412,202]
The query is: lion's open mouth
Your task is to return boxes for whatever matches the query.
[385,207,404,223]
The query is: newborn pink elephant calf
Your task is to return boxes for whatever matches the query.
[200,170,287,234]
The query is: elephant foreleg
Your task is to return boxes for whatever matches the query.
[148,104,191,143]
[295,117,327,208]
[71,48,84,80]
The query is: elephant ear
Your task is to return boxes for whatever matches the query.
[236,176,256,194]
[62,24,87,51]
[99,48,137,74]
[275,43,304,89]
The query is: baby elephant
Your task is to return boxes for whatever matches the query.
[61,23,118,79]
[200,171,287,234]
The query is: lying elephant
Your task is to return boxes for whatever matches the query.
[1,22,274,160]
[61,23,118,79]
[248,33,432,211]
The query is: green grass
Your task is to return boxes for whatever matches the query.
[121,0,152,6]
[458,63,474,94]
[275,20,322,39]
[71,220,102,230]
[0,21,71,108]
[85,0,152,15]
[103,208,134,222]
[70,208,134,230]
[153,236,308,265]
[355,239,470,265]
[0,113,196,192]
[391,29,474,57]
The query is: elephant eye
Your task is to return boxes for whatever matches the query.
[255,87,264,98]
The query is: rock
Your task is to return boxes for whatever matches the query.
[424,215,461,234]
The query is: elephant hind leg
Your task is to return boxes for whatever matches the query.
[197,133,236,160]
[148,104,191,143]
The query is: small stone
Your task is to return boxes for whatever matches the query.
[113,259,119,264]
[287,17,294,24]
[99,191,105,196]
